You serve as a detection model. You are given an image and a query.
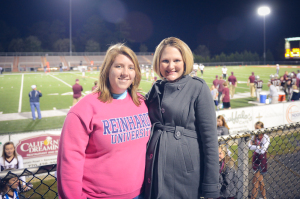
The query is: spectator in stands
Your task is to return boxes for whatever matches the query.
[28,85,42,120]
[218,144,237,199]
[91,81,98,91]
[291,85,300,101]
[211,85,219,108]
[72,79,83,106]
[213,75,219,88]
[218,76,225,104]
[222,82,231,109]
[249,121,270,199]
[57,43,148,199]
[248,72,255,97]
[228,72,237,98]
[144,37,219,199]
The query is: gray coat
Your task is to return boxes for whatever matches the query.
[144,75,220,199]
[219,162,237,198]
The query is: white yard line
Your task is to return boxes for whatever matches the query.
[18,74,24,113]
[49,74,86,96]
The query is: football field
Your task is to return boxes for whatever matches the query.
[0,65,298,114]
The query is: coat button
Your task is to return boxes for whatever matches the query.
[178,85,181,90]
[149,154,153,159]
[161,108,165,113]
[148,178,151,183]
[176,131,181,137]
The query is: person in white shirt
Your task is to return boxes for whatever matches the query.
[191,63,198,77]
[276,64,280,75]
[145,65,150,81]
[199,64,205,77]
[268,81,278,104]
[222,65,228,79]
[249,121,270,199]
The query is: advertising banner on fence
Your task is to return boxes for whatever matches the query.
[10,130,61,168]
[284,101,300,124]
[253,104,284,128]
[217,107,253,134]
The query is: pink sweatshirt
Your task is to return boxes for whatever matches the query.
[57,93,150,199]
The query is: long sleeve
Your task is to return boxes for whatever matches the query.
[248,135,270,154]
[195,82,219,198]
[57,112,89,199]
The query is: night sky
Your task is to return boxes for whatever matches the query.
[1,0,300,58]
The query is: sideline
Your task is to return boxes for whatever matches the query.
[18,74,24,113]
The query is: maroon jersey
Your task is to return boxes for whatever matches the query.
[222,87,230,102]
[72,84,83,98]
[218,79,225,92]
[228,75,237,85]
[249,75,255,83]
[283,74,288,81]
[213,79,219,87]
[254,80,263,89]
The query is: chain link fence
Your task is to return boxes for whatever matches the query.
[0,123,299,198]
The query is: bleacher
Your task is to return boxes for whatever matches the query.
[0,54,154,72]
[46,56,63,68]
[18,56,43,71]
[0,56,14,72]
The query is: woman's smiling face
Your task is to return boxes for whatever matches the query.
[159,46,184,82]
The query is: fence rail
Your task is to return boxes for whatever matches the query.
[1,123,299,198]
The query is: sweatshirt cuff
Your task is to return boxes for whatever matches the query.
[201,183,221,198]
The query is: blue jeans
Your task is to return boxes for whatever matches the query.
[30,102,42,120]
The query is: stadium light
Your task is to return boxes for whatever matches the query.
[257,6,270,65]
[69,0,72,56]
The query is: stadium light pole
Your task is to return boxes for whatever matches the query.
[69,0,72,56]
[258,6,270,65]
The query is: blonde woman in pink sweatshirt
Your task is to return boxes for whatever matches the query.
[57,44,150,199]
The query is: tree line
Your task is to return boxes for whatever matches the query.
[193,45,274,62]
[0,16,149,53]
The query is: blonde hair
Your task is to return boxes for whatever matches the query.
[217,115,230,130]
[292,85,298,90]
[152,37,194,79]
[95,43,142,106]
[219,144,235,170]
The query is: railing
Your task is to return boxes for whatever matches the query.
[1,123,299,198]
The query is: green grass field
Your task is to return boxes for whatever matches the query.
[0,65,299,133]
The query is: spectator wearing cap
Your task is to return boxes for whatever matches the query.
[28,85,42,120]
[268,81,278,104]
[247,72,255,97]
[228,72,237,98]
[213,75,219,88]
[72,79,83,106]
[92,81,98,91]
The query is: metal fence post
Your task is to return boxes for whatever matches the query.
[237,137,249,199]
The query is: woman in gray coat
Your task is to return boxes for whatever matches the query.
[144,37,220,199]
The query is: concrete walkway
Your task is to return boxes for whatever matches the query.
[0,109,70,121]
